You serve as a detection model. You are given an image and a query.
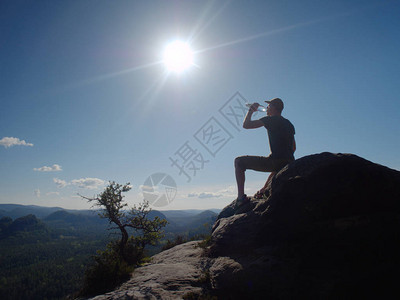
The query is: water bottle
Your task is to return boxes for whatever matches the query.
[245,103,267,112]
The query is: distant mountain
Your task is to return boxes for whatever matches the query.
[43,210,109,233]
[166,210,217,226]
[160,210,195,219]
[0,204,220,226]
[8,214,45,232]
[45,210,96,223]
[148,210,168,221]
[0,204,220,222]
[161,209,221,219]
[0,214,49,239]
[0,204,220,237]
[185,210,217,230]
[0,204,64,219]
[163,209,218,234]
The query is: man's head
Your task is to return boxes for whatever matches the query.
[265,98,284,116]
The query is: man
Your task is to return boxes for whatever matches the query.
[234,98,296,205]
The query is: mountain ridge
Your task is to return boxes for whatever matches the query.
[0,203,221,221]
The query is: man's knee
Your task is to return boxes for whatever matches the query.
[235,156,245,170]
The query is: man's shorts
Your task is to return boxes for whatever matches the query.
[235,155,292,173]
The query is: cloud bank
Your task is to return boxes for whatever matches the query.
[53,178,68,188]
[188,192,223,199]
[70,178,105,189]
[34,164,62,172]
[0,137,33,148]
[53,177,105,189]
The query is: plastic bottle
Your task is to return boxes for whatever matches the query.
[245,103,267,112]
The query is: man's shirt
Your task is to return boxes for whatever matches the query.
[260,115,295,160]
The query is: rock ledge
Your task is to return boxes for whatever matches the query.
[90,241,209,300]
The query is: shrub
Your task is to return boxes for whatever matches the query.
[79,242,134,296]
[161,235,187,251]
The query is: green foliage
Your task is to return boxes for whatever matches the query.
[0,217,12,234]
[127,201,168,250]
[79,241,135,297]
[93,182,131,222]
[0,222,109,300]
[79,181,168,297]
[161,235,187,251]
[197,234,212,249]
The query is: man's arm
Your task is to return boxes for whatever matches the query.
[243,103,264,129]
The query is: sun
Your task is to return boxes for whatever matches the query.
[163,41,194,73]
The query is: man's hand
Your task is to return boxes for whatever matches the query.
[243,102,264,129]
[249,103,260,112]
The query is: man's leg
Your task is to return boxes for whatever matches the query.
[235,156,272,200]
[256,159,292,197]
[235,157,245,199]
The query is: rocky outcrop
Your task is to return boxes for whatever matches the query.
[92,152,400,299]
[209,152,400,298]
[90,241,210,299]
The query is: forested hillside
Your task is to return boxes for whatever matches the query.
[0,205,218,299]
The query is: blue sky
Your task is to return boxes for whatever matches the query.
[1,0,399,210]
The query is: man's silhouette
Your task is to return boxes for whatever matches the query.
[235,98,296,205]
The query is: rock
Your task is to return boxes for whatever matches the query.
[208,152,400,298]
[89,241,210,300]
[209,256,243,290]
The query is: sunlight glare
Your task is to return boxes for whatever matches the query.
[163,41,194,73]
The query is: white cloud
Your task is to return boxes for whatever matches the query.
[140,184,159,193]
[216,185,237,196]
[187,186,237,199]
[187,192,223,199]
[34,189,41,198]
[53,177,105,190]
[46,192,60,196]
[0,137,33,148]
[53,178,68,188]
[34,164,62,172]
[70,178,105,189]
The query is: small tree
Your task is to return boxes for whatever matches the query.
[81,181,167,262]
[79,181,167,296]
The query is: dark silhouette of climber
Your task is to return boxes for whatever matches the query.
[235,98,296,206]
